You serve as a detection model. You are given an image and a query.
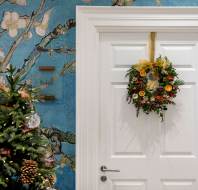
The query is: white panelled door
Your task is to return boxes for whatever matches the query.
[99,32,198,190]
[77,7,198,190]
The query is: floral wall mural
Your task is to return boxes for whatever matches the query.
[0,0,198,190]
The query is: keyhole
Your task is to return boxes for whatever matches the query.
[100,175,107,182]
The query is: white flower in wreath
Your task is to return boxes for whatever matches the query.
[35,10,52,36]
[27,113,40,129]
[132,93,138,99]
[9,0,27,6]
[132,77,137,82]
[1,11,26,37]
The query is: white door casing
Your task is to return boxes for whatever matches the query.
[76,7,198,190]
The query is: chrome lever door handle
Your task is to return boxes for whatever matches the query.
[100,165,120,172]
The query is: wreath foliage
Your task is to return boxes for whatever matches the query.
[126,56,184,121]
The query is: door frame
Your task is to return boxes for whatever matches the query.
[76,6,198,190]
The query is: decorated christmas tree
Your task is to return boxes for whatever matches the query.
[0,66,57,190]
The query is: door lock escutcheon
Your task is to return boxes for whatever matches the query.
[100,176,107,182]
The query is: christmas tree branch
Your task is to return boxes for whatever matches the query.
[0,0,46,71]
[14,19,76,80]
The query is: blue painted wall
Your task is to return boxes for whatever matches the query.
[0,0,198,190]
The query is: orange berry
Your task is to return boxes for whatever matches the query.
[139,90,145,97]
[165,84,172,92]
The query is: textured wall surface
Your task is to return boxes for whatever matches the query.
[0,0,198,190]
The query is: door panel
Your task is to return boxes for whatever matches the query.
[113,180,147,190]
[99,32,198,190]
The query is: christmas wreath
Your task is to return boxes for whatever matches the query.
[126,33,184,121]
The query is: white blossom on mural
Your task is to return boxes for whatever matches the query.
[0,11,26,37]
[0,9,52,38]
[35,9,52,36]
[9,0,27,6]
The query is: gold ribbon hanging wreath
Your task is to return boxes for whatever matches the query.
[126,32,184,121]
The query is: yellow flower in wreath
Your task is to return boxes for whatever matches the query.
[133,59,153,71]
[165,84,173,92]
[156,57,170,69]
[139,69,146,77]
[139,90,145,97]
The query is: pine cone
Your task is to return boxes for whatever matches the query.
[20,160,38,184]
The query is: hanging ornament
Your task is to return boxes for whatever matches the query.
[126,32,184,121]
[0,148,11,157]
[26,113,40,129]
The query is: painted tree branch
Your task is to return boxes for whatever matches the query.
[60,60,75,75]
[112,0,160,6]
[41,127,75,145]
[37,46,75,55]
[14,19,76,79]
[40,127,75,170]
[112,0,134,6]
[156,0,161,5]
[0,0,46,71]
[38,60,75,87]
[0,0,6,5]
[0,29,6,38]
[59,153,75,171]
[0,0,28,5]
